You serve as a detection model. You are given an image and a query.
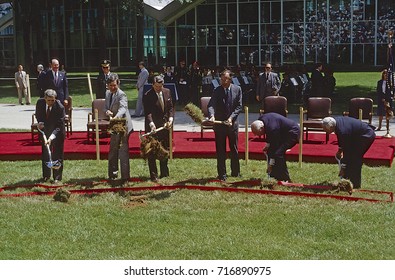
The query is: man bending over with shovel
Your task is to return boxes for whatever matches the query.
[35,89,65,183]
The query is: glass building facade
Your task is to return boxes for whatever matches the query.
[6,0,395,69]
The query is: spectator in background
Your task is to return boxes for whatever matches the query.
[36,64,46,98]
[256,63,281,106]
[201,68,214,97]
[174,59,190,105]
[96,59,111,99]
[163,66,176,84]
[310,62,325,97]
[376,69,393,131]
[44,58,69,106]
[15,64,30,105]
[323,68,336,96]
[134,61,149,117]
[189,61,202,105]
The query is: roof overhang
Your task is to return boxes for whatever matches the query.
[143,0,205,26]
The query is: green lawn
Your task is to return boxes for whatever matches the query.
[0,71,394,260]
[0,158,394,260]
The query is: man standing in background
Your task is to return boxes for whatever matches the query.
[15,64,30,105]
[44,58,69,106]
[96,59,111,99]
[134,61,149,117]
[36,64,46,98]
[256,62,281,106]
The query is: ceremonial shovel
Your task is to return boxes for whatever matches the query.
[138,126,166,141]
[38,127,62,169]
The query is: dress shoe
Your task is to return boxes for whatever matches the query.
[231,173,242,178]
[54,180,61,185]
[26,102,30,105]
[41,177,49,182]
[150,176,159,183]
[20,102,24,105]
[217,175,227,181]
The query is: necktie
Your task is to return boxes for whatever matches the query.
[54,72,58,84]
[110,93,113,105]
[226,88,231,115]
[159,92,164,111]
[46,106,51,119]
[266,73,269,80]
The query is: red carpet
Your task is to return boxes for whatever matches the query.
[0,131,394,166]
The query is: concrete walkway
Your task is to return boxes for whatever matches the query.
[1,103,394,137]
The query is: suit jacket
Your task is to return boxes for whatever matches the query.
[334,116,375,165]
[143,87,174,132]
[105,88,134,134]
[136,67,149,90]
[96,71,110,99]
[311,69,324,96]
[207,83,242,129]
[15,71,28,89]
[44,70,69,103]
[258,112,300,158]
[256,71,281,100]
[35,98,65,139]
[37,71,46,98]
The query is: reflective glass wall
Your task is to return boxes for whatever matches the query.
[167,0,395,67]
[22,0,395,68]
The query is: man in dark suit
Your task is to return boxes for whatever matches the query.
[96,59,111,99]
[35,89,65,183]
[251,113,300,182]
[36,64,46,98]
[256,63,281,106]
[208,69,242,181]
[143,75,174,182]
[322,116,375,189]
[45,58,69,106]
[311,62,324,97]
[105,73,134,183]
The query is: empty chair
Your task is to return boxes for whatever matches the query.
[302,97,332,143]
[260,96,288,117]
[87,99,110,141]
[64,96,73,137]
[343,97,373,124]
[200,96,213,138]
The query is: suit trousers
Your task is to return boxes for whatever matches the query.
[108,132,130,180]
[214,124,240,178]
[41,136,64,181]
[344,136,375,188]
[147,130,170,179]
[17,87,30,104]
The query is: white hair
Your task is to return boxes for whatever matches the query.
[322,117,336,130]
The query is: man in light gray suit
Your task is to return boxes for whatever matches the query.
[134,61,149,117]
[105,73,134,183]
[15,64,30,105]
[255,63,281,106]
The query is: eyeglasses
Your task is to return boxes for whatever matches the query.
[102,66,109,69]
[265,67,271,69]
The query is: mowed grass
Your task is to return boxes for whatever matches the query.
[0,158,394,260]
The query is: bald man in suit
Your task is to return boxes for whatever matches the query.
[44,58,69,106]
